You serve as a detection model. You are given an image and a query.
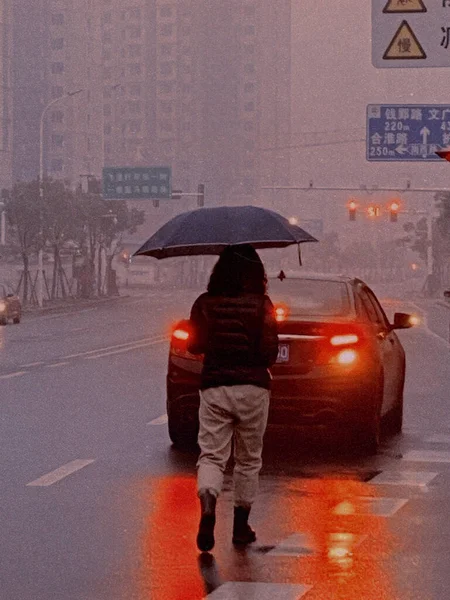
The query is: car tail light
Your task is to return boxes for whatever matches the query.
[330,334,359,346]
[336,349,358,366]
[173,328,189,341]
[274,304,288,322]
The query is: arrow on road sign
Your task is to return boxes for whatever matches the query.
[420,126,430,145]
[396,144,409,155]
[383,20,427,60]
[383,0,427,13]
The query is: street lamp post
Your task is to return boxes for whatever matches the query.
[37,89,84,308]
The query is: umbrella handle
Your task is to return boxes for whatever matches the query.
[298,243,302,267]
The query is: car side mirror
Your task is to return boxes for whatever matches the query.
[391,312,414,330]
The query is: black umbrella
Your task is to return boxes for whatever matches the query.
[134,205,318,260]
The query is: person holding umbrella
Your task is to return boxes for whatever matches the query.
[187,244,279,552]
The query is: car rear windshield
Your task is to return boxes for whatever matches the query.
[268,278,351,317]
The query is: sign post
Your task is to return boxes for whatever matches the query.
[372,0,450,68]
[367,104,450,161]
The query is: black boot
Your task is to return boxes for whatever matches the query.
[232,506,256,545]
[197,490,217,552]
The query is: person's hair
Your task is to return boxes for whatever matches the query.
[207,244,267,296]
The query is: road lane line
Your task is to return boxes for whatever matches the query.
[62,336,167,360]
[46,362,70,368]
[147,414,168,425]
[20,362,45,368]
[85,337,167,359]
[0,371,26,380]
[26,459,95,487]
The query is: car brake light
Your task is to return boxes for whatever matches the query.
[330,334,359,346]
[173,328,189,341]
[336,349,358,366]
[275,305,288,322]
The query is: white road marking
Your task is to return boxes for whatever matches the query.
[334,497,408,517]
[147,414,168,425]
[85,337,166,359]
[62,336,167,360]
[424,433,450,444]
[26,459,95,487]
[403,450,450,464]
[371,471,438,487]
[20,361,44,368]
[204,582,312,600]
[0,371,26,380]
[45,362,70,368]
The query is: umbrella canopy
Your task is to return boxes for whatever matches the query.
[134,205,318,259]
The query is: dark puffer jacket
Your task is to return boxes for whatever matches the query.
[187,292,279,391]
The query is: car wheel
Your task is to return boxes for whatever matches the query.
[387,367,405,435]
[167,407,199,450]
[13,316,21,324]
[0,317,7,326]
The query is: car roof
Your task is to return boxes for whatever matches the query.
[267,271,363,286]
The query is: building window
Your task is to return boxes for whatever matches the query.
[161,44,173,56]
[129,63,142,76]
[128,44,141,58]
[103,66,113,79]
[128,7,141,19]
[52,134,64,148]
[244,24,255,35]
[160,62,174,76]
[51,86,64,98]
[51,62,64,74]
[104,124,112,135]
[51,110,64,123]
[104,104,112,117]
[159,81,173,94]
[244,82,255,93]
[51,38,64,50]
[129,101,141,114]
[160,5,173,18]
[128,26,141,39]
[51,13,64,25]
[244,101,255,112]
[244,6,256,16]
[182,121,191,131]
[244,44,255,54]
[51,159,63,172]
[160,102,173,114]
[103,31,112,43]
[103,49,113,60]
[129,83,142,96]
[129,120,142,133]
[244,63,255,74]
[244,121,254,132]
[102,12,112,25]
[160,23,173,36]
[160,120,173,132]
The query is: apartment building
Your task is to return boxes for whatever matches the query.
[0,0,12,190]
[12,1,291,203]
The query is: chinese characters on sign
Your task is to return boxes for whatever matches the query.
[102,167,172,200]
[367,104,450,161]
[373,0,450,67]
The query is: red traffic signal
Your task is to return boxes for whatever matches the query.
[436,149,450,162]
[348,200,357,221]
[389,201,400,222]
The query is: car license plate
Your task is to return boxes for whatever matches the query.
[276,343,289,363]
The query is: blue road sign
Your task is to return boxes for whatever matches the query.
[102,166,172,200]
[367,104,450,161]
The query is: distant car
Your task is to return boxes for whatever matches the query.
[166,274,415,454]
[0,283,21,325]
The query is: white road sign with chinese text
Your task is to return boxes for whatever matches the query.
[373,0,450,68]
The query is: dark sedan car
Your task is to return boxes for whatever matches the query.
[0,283,21,325]
[166,274,414,454]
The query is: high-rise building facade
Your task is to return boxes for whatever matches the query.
[0,0,12,190]
[12,1,291,204]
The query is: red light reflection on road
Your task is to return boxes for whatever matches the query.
[140,475,205,600]
[282,477,400,599]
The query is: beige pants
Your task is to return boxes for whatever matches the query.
[197,384,270,507]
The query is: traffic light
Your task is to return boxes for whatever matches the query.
[389,200,400,222]
[197,183,205,207]
[348,200,357,221]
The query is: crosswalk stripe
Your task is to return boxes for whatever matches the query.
[204,582,312,599]
[402,450,450,463]
[26,459,95,487]
[370,471,438,487]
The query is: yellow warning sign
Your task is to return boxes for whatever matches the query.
[383,20,426,60]
[383,0,427,13]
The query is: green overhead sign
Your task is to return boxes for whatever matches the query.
[102,167,172,200]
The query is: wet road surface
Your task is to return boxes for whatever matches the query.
[0,290,449,599]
